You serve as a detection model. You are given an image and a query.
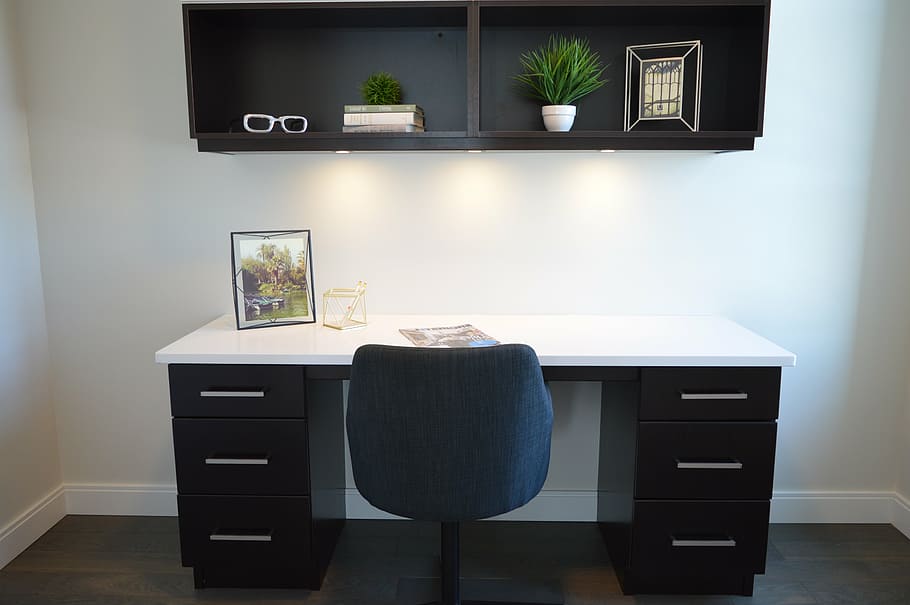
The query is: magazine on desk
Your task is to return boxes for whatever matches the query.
[399,324,500,348]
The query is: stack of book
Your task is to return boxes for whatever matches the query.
[342,104,425,133]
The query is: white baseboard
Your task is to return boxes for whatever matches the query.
[2,484,906,575]
[11,484,906,539]
[893,492,910,539]
[345,489,596,521]
[3,485,908,571]
[769,491,898,524]
[0,486,66,570]
[346,489,910,528]
[50,485,910,529]
[64,483,177,516]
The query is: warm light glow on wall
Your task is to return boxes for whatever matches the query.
[289,156,389,225]
[559,157,636,218]
[285,153,639,245]
[432,157,515,221]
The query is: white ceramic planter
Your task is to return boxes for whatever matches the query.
[541,105,577,132]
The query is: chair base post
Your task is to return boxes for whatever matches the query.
[441,521,460,605]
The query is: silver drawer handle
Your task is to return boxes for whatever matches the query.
[679,391,748,400]
[676,461,743,470]
[209,532,272,542]
[671,538,737,547]
[205,457,269,466]
[200,390,266,398]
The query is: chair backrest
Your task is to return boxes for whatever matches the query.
[346,344,553,522]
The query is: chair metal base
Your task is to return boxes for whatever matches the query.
[417,601,552,605]
[397,577,563,605]
[395,522,563,605]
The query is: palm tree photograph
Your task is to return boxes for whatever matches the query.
[231,230,315,329]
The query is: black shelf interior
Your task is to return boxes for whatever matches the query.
[183,1,769,152]
[479,5,765,133]
[186,4,468,135]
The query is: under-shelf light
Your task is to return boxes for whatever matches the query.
[335,150,351,154]
[466,149,483,153]
[600,149,616,153]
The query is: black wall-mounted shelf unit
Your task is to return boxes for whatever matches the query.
[183,1,770,153]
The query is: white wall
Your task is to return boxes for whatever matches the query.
[903,374,910,501]
[0,0,63,562]
[903,378,910,502]
[873,0,910,503]
[13,0,910,515]
[842,0,910,507]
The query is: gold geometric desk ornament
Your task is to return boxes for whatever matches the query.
[322,281,367,330]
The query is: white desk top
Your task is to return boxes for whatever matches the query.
[155,314,796,367]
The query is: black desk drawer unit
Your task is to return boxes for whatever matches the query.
[635,422,777,500]
[169,364,306,418]
[168,364,345,589]
[600,367,781,596]
[173,419,310,495]
[178,495,312,567]
[640,367,781,421]
[631,500,771,574]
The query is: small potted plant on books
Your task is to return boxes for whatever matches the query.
[514,34,608,132]
[361,71,402,106]
[343,72,425,134]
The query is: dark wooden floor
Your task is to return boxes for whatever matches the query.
[1,517,909,604]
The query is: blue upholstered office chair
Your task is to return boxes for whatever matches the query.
[346,344,554,605]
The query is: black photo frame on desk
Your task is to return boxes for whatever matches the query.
[230,230,316,330]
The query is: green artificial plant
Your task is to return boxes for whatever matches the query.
[514,34,608,106]
[360,72,403,105]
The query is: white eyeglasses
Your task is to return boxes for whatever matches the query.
[243,113,308,133]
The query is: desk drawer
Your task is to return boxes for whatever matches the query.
[169,364,305,418]
[636,422,776,499]
[178,495,311,567]
[174,419,309,495]
[631,500,770,574]
[640,368,780,421]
